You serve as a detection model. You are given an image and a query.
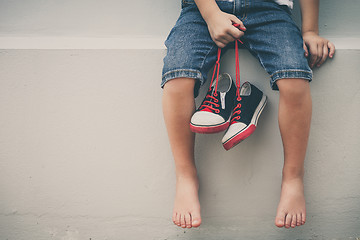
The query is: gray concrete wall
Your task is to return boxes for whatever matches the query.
[0,0,359,38]
[0,1,360,240]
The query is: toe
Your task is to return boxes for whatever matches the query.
[275,212,286,228]
[185,213,192,228]
[296,213,302,226]
[176,213,181,226]
[284,214,292,228]
[302,212,306,225]
[173,212,179,225]
[181,214,186,228]
[172,212,177,225]
[291,214,297,228]
[191,212,202,227]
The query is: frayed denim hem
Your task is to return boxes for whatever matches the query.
[270,69,313,91]
[161,69,205,97]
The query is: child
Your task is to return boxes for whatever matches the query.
[161,0,335,229]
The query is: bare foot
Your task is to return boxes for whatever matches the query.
[172,173,201,228]
[275,177,306,228]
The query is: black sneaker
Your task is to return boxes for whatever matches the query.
[222,81,267,150]
[190,73,236,134]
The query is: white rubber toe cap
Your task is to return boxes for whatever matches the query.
[222,122,247,142]
[191,111,225,126]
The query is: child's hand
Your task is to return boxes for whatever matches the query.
[205,11,246,48]
[302,31,335,68]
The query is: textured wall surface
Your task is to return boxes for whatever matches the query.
[0,0,360,239]
[0,0,359,38]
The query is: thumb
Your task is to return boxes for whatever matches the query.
[230,15,246,31]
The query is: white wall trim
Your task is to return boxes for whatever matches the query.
[0,36,167,50]
[0,36,358,50]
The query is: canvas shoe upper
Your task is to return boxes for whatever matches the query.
[190,73,236,134]
[222,81,267,150]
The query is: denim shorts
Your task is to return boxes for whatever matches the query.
[161,0,312,96]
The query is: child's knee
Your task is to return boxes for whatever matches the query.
[277,78,311,100]
[163,78,197,96]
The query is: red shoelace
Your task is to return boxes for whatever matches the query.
[200,23,244,116]
[231,36,244,124]
[199,48,222,113]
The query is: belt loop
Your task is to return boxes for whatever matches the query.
[234,0,243,16]
[236,0,245,20]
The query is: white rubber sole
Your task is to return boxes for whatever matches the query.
[222,94,267,149]
[252,94,267,127]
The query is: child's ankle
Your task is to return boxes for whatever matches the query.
[175,167,198,179]
[282,165,304,181]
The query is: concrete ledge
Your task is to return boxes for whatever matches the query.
[0,36,359,50]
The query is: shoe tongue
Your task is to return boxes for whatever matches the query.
[211,73,230,93]
[211,74,224,88]
[240,82,251,96]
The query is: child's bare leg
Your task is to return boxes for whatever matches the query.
[275,78,312,228]
[162,78,201,228]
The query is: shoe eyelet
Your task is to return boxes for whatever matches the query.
[216,109,220,113]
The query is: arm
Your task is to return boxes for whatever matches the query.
[194,0,246,48]
[300,0,335,68]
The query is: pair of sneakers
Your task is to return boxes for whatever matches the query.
[190,73,267,150]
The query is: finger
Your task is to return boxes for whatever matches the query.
[309,45,318,68]
[317,43,329,67]
[230,15,246,31]
[316,43,324,66]
[313,43,322,67]
[221,34,236,43]
[214,32,235,47]
[303,42,309,57]
[228,26,245,39]
[215,39,227,48]
[328,41,335,58]
[212,32,232,48]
